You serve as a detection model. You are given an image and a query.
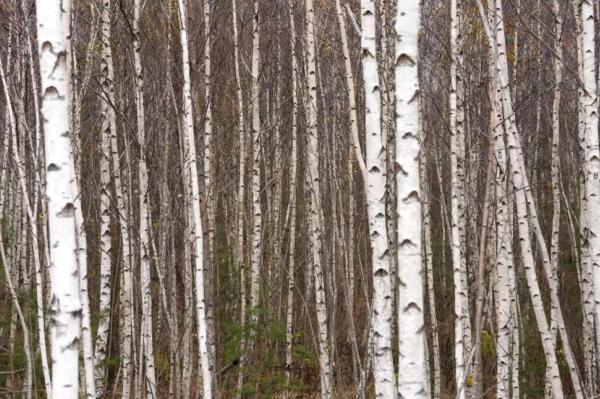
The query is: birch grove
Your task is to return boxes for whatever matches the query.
[2,0,600,397]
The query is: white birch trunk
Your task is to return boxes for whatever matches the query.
[61,9,96,397]
[573,1,597,393]
[422,146,440,399]
[249,0,262,328]
[580,0,600,362]
[510,284,520,399]
[284,0,299,393]
[360,1,396,397]
[94,2,114,395]
[395,0,427,397]
[176,0,214,395]
[231,0,248,395]
[133,1,157,396]
[68,16,98,396]
[450,1,469,395]
[202,4,215,357]
[241,3,263,388]
[490,69,512,399]
[35,0,80,396]
[546,2,562,395]
[305,1,332,396]
[203,0,214,258]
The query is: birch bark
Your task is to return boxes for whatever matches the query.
[395,0,427,396]
[94,2,114,395]
[202,3,216,361]
[422,144,440,398]
[306,0,332,396]
[360,0,395,397]
[490,61,512,399]
[284,0,299,393]
[35,0,81,396]
[547,2,562,394]
[133,1,157,396]
[243,1,263,385]
[176,0,214,395]
[573,1,597,393]
[231,0,248,395]
[580,0,600,361]
[450,1,469,395]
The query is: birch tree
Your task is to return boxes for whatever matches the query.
[579,0,600,355]
[360,0,395,397]
[239,0,263,389]
[177,0,214,395]
[489,51,513,399]
[306,0,332,396]
[284,0,299,393]
[573,1,597,394]
[450,1,470,395]
[395,0,427,397]
[231,0,248,394]
[94,1,114,395]
[133,0,157,396]
[546,0,563,395]
[35,0,81,396]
